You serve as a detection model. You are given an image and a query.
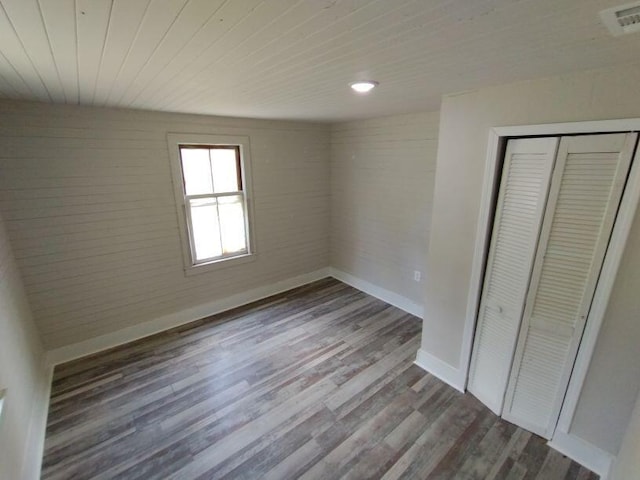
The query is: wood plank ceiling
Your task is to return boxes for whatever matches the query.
[0,0,638,121]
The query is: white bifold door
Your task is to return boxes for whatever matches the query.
[468,132,638,438]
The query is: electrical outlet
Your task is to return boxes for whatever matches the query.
[413,270,421,282]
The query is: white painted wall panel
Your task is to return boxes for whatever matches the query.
[0,210,49,480]
[422,62,640,455]
[611,389,640,480]
[0,100,330,349]
[330,112,439,305]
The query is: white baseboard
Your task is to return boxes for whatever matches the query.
[549,430,614,479]
[329,268,424,319]
[414,348,466,393]
[37,264,616,480]
[46,268,331,365]
[23,362,53,480]
[46,267,423,365]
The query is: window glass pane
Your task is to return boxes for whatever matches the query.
[181,148,213,195]
[218,195,247,254]
[210,148,240,193]
[189,198,222,261]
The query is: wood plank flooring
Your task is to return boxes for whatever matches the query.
[42,278,598,480]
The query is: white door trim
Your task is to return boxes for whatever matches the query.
[460,118,640,436]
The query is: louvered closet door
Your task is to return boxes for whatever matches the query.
[502,132,638,438]
[467,137,558,413]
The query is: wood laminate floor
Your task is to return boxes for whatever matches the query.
[42,278,598,480]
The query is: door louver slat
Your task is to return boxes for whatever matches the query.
[502,133,636,438]
[467,138,558,413]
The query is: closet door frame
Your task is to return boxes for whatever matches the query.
[460,118,640,442]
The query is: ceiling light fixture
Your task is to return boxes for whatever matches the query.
[350,81,379,93]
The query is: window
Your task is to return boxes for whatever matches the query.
[168,134,254,274]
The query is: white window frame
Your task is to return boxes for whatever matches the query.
[167,133,255,276]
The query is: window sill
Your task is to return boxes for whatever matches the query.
[184,252,255,277]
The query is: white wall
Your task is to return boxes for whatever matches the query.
[570,203,640,454]
[422,62,640,455]
[0,210,50,480]
[0,100,330,349]
[330,112,439,306]
[610,389,640,480]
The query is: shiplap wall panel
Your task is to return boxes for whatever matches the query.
[330,112,439,304]
[0,4,50,102]
[0,100,330,348]
[38,0,79,103]
[75,0,112,104]
[91,0,153,106]
[0,0,66,102]
[2,1,636,120]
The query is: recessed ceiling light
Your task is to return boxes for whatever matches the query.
[350,81,379,93]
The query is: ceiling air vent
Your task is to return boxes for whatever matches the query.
[600,2,640,36]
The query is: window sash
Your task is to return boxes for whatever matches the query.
[178,145,248,265]
[184,192,248,264]
[184,191,243,201]
[179,145,242,195]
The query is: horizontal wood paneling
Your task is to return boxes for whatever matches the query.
[330,112,439,306]
[0,1,637,121]
[0,100,330,349]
